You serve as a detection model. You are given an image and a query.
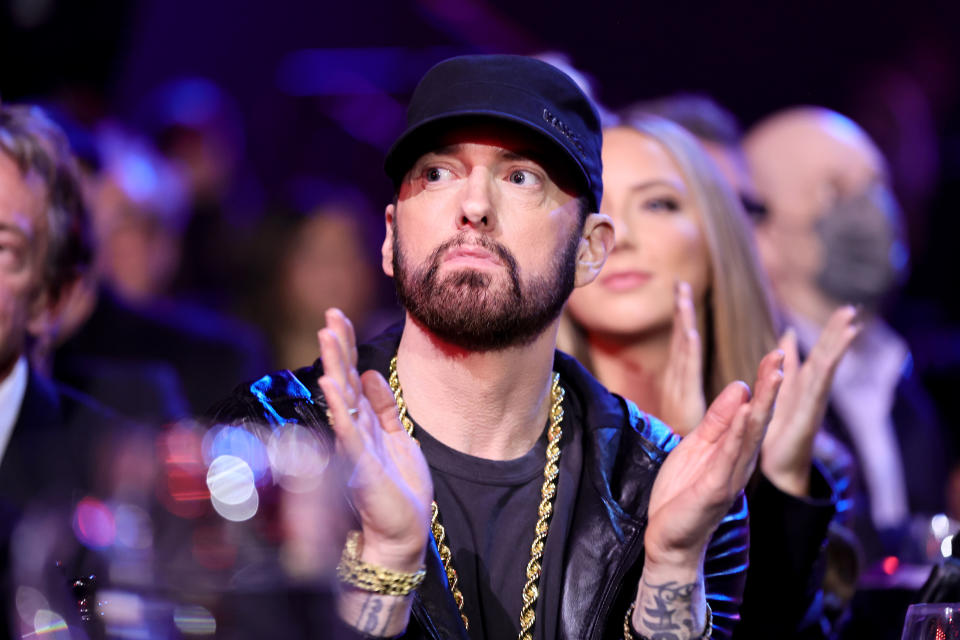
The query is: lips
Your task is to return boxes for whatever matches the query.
[442,245,502,268]
[599,270,652,291]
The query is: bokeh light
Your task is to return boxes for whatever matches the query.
[881,556,899,575]
[73,497,117,549]
[202,424,270,483]
[114,504,154,550]
[210,487,259,522]
[206,455,256,505]
[943,535,955,558]
[932,513,951,539]
[15,586,48,627]
[33,609,69,637]
[267,423,330,493]
[173,604,217,635]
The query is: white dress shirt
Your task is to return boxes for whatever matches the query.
[0,356,29,465]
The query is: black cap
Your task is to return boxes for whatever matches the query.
[384,54,603,211]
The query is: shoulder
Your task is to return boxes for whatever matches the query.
[207,322,405,428]
[208,363,327,428]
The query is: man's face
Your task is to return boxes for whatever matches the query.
[383,124,584,351]
[744,112,889,315]
[0,153,50,376]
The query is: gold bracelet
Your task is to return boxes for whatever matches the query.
[336,530,426,596]
[623,600,713,640]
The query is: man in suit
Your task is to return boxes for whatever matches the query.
[743,107,948,564]
[0,102,115,640]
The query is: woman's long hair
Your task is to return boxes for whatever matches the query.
[560,114,779,400]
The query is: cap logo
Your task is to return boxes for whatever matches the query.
[542,108,585,156]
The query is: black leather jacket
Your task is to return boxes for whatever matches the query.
[210,325,749,639]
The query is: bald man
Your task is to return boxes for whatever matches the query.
[744,107,947,563]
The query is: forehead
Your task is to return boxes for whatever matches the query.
[602,127,685,182]
[407,121,580,186]
[0,152,46,235]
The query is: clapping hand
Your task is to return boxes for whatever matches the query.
[760,306,860,496]
[659,280,706,436]
[317,308,432,569]
[631,349,784,637]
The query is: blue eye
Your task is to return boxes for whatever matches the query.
[424,167,453,182]
[507,169,540,186]
[644,197,680,213]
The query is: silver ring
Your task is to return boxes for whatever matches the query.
[347,407,360,418]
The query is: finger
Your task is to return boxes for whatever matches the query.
[777,328,799,383]
[720,402,754,480]
[727,403,762,486]
[361,370,408,435]
[666,282,688,377]
[806,305,858,379]
[325,308,359,370]
[319,375,367,463]
[745,350,785,447]
[318,328,357,409]
[695,380,751,444]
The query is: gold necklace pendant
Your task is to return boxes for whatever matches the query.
[388,355,565,640]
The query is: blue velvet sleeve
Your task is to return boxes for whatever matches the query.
[703,492,750,640]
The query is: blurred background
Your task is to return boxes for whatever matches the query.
[4,0,960,637]
[5,0,960,359]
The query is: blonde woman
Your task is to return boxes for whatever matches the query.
[560,114,860,638]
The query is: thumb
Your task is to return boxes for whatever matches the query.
[694,381,751,443]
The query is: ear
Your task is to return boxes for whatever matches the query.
[381,203,396,278]
[574,212,615,288]
[25,285,53,340]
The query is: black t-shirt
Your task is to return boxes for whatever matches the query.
[411,394,582,640]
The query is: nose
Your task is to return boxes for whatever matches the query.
[610,211,634,252]
[457,167,496,232]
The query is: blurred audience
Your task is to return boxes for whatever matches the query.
[0,102,128,640]
[743,107,949,564]
[243,197,399,371]
[139,77,254,311]
[88,123,190,304]
[47,123,268,417]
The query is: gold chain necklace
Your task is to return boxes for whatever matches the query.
[388,355,564,640]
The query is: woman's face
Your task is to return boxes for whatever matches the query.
[567,127,711,338]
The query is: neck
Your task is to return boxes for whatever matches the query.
[395,313,559,460]
[585,327,672,424]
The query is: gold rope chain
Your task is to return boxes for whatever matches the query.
[388,355,565,640]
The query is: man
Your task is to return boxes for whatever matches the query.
[743,107,947,563]
[214,55,784,639]
[0,103,113,639]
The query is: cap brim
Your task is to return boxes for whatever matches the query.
[384,110,591,204]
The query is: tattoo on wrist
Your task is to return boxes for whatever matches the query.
[637,579,698,640]
[355,594,403,636]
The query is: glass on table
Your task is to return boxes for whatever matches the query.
[902,603,960,640]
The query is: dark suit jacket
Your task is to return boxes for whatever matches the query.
[0,368,123,640]
[822,362,948,563]
[54,287,269,416]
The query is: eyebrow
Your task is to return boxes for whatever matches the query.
[423,145,543,163]
[628,178,687,193]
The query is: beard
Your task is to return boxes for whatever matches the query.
[392,223,580,352]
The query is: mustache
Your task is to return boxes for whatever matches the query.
[423,233,521,294]
[432,234,515,268]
